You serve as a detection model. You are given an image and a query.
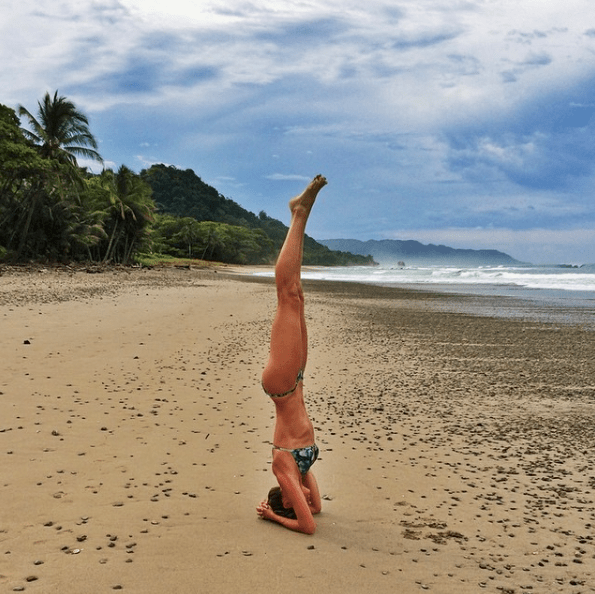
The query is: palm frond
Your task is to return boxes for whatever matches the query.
[18,91,103,166]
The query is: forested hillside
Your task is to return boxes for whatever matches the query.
[0,93,373,267]
[142,164,374,266]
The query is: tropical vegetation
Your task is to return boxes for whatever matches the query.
[0,92,374,267]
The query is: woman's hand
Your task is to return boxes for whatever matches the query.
[256,500,274,521]
[256,497,315,534]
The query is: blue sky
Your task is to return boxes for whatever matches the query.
[3,0,595,264]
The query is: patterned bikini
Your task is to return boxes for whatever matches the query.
[262,369,304,399]
[272,443,319,475]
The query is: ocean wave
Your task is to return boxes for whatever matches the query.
[254,265,595,293]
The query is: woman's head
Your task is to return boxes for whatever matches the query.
[267,486,296,519]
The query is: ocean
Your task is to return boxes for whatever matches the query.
[254,264,595,328]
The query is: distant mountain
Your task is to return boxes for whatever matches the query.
[319,238,525,266]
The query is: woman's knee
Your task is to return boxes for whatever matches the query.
[276,281,302,305]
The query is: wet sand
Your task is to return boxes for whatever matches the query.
[1,265,594,593]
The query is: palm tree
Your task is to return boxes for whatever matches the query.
[8,92,103,259]
[175,218,202,258]
[98,166,155,263]
[18,90,103,167]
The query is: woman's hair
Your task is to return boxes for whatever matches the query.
[267,486,296,519]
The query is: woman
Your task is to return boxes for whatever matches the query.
[256,174,327,534]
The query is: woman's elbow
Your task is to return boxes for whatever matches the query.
[300,519,317,535]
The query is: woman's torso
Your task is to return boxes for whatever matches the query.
[271,385,315,448]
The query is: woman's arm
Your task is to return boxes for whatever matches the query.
[256,500,316,534]
[257,470,317,534]
[302,472,322,514]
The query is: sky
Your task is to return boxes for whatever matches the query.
[3,0,595,265]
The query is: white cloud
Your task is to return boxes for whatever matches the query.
[3,1,592,138]
[78,157,112,174]
[266,173,312,181]
[146,155,179,169]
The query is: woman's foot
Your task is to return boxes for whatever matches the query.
[289,174,327,215]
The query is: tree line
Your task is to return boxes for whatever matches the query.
[0,92,374,266]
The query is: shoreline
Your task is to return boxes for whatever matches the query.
[1,267,594,593]
[3,262,594,329]
[247,266,595,329]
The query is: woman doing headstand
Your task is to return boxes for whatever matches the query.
[256,174,327,534]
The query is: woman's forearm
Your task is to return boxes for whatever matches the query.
[266,510,315,534]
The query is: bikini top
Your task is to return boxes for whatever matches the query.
[262,370,304,398]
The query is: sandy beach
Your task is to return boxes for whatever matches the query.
[1,265,594,593]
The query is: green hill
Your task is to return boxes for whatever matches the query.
[141,164,373,266]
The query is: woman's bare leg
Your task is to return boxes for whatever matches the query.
[262,175,327,395]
